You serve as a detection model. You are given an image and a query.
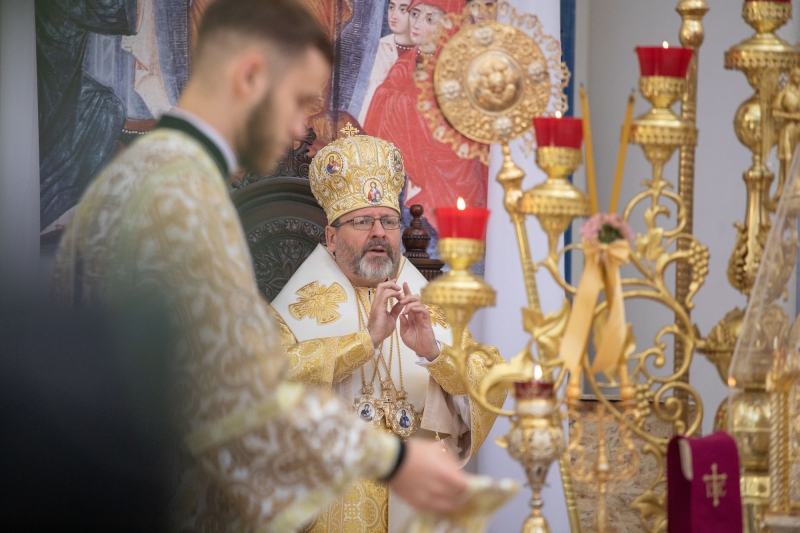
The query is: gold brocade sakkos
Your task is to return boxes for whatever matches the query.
[270,245,506,533]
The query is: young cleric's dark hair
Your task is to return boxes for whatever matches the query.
[196,0,334,65]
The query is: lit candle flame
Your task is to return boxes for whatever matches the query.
[555,111,562,119]
[728,377,736,388]
[662,40,669,49]
[534,364,543,381]
[457,197,466,210]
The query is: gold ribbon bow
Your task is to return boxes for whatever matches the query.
[560,239,631,380]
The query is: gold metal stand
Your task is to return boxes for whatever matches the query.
[714,3,799,530]
[507,385,566,533]
[674,0,709,402]
[415,3,757,532]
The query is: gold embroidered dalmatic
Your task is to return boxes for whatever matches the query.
[50,129,400,533]
[270,245,508,533]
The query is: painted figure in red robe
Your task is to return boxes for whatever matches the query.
[363,0,488,231]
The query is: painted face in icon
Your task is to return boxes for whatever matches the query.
[367,181,383,204]
[398,409,410,428]
[326,154,341,175]
[360,403,374,421]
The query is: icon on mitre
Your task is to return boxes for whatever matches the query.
[667,432,742,533]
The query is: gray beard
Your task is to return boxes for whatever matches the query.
[337,238,400,284]
[356,254,396,283]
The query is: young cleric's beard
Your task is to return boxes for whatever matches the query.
[238,89,279,175]
[336,237,400,285]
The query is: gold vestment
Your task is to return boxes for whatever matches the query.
[50,129,400,533]
[270,245,508,533]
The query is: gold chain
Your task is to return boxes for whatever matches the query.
[354,287,396,393]
[394,323,405,395]
[353,287,382,392]
[353,285,405,396]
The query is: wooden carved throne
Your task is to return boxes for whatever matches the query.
[230,128,442,303]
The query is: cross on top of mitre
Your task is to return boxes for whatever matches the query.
[340,122,359,137]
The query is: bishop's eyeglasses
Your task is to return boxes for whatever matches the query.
[331,216,401,231]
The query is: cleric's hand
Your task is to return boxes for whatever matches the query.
[398,282,439,360]
[367,280,404,349]
[388,439,467,513]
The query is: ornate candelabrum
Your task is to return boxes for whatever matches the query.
[412,2,800,532]
[725,0,796,297]
[629,48,699,429]
[416,2,745,532]
[422,238,568,533]
[727,172,800,533]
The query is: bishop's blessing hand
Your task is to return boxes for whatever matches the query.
[367,280,404,349]
[398,282,439,361]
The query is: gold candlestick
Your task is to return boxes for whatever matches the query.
[519,146,590,259]
[422,237,496,348]
[421,237,503,416]
[504,381,566,533]
[629,72,698,431]
[630,75,697,186]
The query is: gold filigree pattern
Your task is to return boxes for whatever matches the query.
[425,303,450,329]
[51,129,399,533]
[273,309,374,387]
[303,479,388,533]
[289,281,347,325]
[418,2,569,163]
[434,22,551,144]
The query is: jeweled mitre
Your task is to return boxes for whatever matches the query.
[309,135,406,224]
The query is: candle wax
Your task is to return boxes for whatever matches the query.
[636,46,694,78]
[533,117,583,149]
[515,380,555,400]
[436,206,490,241]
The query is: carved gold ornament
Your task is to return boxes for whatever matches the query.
[434,22,551,145]
[288,281,347,325]
[415,4,568,164]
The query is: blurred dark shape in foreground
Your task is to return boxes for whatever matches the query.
[0,286,177,532]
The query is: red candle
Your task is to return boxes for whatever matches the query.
[533,115,583,149]
[514,365,553,399]
[636,45,693,78]
[436,198,490,241]
[514,380,554,400]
